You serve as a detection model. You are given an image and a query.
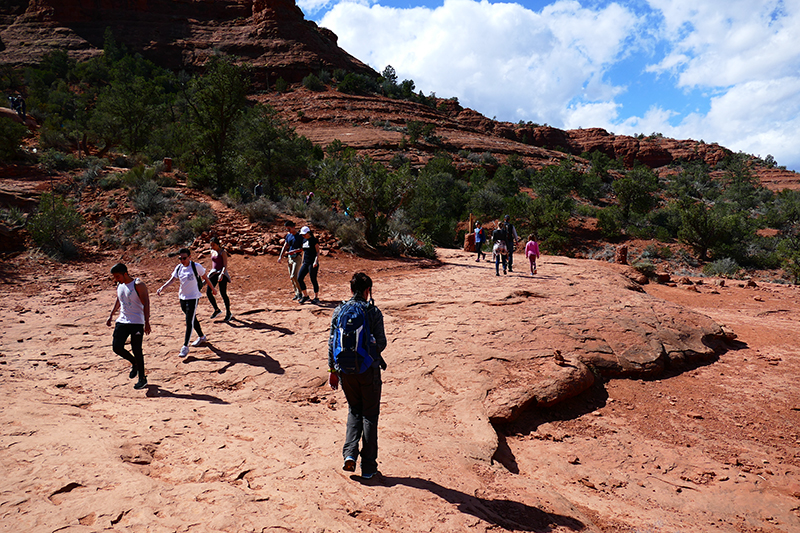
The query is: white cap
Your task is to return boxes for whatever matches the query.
[299,226,310,235]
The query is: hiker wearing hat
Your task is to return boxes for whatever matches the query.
[297,225,321,304]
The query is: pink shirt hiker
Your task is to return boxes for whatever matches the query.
[525,240,540,258]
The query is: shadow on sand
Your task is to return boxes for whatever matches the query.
[144,384,229,404]
[184,344,285,375]
[221,313,295,335]
[359,475,585,532]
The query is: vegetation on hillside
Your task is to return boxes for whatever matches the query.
[3,34,800,282]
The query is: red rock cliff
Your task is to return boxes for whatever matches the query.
[0,0,374,85]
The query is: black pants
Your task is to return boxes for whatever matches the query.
[112,323,145,378]
[506,247,515,270]
[180,298,204,346]
[340,366,382,475]
[297,262,319,294]
[207,271,230,314]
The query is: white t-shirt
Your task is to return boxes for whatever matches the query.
[171,261,206,300]
[116,278,145,324]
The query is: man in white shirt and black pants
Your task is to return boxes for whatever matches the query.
[107,263,151,390]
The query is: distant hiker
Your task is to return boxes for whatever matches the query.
[106,263,150,390]
[328,272,387,479]
[207,237,233,321]
[254,181,263,198]
[277,220,303,301]
[156,247,216,357]
[474,221,487,262]
[503,215,520,272]
[305,191,314,205]
[525,233,540,276]
[17,95,25,120]
[297,225,321,304]
[492,222,508,276]
[7,94,25,119]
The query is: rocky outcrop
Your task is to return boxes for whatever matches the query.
[475,260,729,424]
[0,0,374,86]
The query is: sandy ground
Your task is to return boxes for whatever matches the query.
[1,246,799,533]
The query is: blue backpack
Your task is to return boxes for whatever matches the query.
[332,300,374,374]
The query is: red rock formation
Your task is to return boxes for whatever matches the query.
[0,0,374,85]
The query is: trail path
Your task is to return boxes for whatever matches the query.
[1,248,799,532]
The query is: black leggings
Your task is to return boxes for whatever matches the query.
[297,262,319,294]
[112,323,145,377]
[207,271,230,314]
[180,298,204,346]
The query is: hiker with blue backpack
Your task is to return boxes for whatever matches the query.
[328,272,387,479]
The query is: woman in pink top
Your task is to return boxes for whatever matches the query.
[525,233,540,276]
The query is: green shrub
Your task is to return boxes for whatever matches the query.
[27,193,85,258]
[99,173,124,190]
[302,73,325,91]
[0,206,26,227]
[186,214,215,235]
[275,77,288,93]
[631,260,656,277]
[387,233,436,259]
[240,197,279,223]
[38,149,82,172]
[703,257,740,277]
[335,219,367,252]
[166,224,195,246]
[0,117,28,160]
[131,180,170,215]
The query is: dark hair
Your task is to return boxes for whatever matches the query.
[528,233,536,241]
[350,272,372,295]
[210,237,220,245]
[284,220,296,227]
[110,263,128,274]
[178,247,191,256]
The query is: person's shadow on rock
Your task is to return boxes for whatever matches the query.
[143,384,229,404]
[184,344,285,375]
[370,476,585,532]
[224,315,294,335]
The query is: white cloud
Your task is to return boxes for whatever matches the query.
[319,0,642,125]
[311,0,800,170]
[645,0,800,87]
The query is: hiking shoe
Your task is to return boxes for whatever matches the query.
[224,313,232,322]
[361,470,378,480]
[179,346,190,357]
[496,272,500,276]
[343,457,356,472]
[129,366,138,379]
[292,294,300,301]
[191,336,207,347]
[311,297,320,305]
[210,309,222,319]
[503,270,507,275]
[299,296,309,304]
[134,377,148,390]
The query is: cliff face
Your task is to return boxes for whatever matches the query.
[0,0,374,85]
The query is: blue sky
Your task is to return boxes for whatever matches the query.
[297,0,800,171]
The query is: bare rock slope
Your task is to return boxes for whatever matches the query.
[3,244,796,532]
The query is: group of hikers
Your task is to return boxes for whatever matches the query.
[473,214,540,276]
[107,221,385,478]
[106,213,540,478]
